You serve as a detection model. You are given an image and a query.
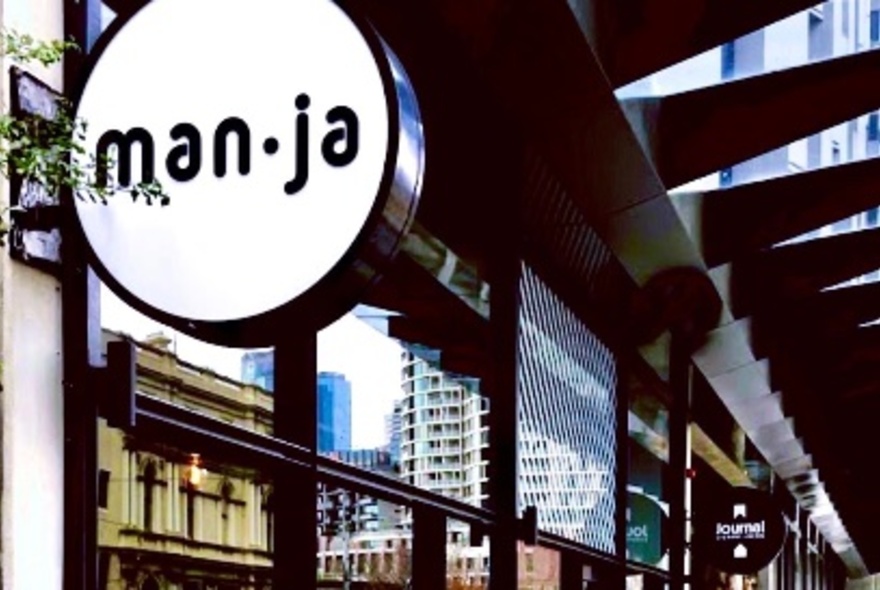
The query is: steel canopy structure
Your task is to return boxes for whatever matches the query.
[99,0,880,582]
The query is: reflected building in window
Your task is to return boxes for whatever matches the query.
[317,371,353,453]
[384,399,403,469]
[399,348,489,508]
[241,349,274,392]
[240,351,354,453]
[98,331,275,590]
[517,264,618,554]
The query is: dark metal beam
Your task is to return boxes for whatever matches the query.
[413,0,670,224]
[571,0,817,88]
[730,227,880,316]
[674,157,880,267]
[387,316,489,379]
[750,282,880,357]
[364,254,487,333]
[810,326,880,392]
[625,49,880,188]
[830,367,880,401]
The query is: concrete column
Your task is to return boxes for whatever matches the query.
[229,503,236,547]
[170,464,179,532]
[196,494,204,541]
[165,462,173,532]
[129,451,138,526]
[120,449,130,524]
[133,459,142,528]
[249,482,263,547]
[182,488,190,539]
[1,261,65,590]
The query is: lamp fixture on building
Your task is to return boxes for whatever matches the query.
[183,453,208,488]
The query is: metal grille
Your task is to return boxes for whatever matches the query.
[521,149,615,301]
[517,264,618,554]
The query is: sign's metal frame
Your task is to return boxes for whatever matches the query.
[7,67,65,275]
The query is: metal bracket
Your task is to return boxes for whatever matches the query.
[90,340,136,430]
[519,505,538,546]
[7,67,65,275]
[8,205,63,274]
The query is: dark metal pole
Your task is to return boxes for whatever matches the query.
[411,504,446,590]
[273,330,318,589]
[61,249,101,590]
[561,551,585,590]
[615,359,632,586]
[668,330,692,590]
[63,1,103,588]
[486,225,521,589]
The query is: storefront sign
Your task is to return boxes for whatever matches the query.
[72,0,424,345]
[626,491,669,566]
[695,486,787,574]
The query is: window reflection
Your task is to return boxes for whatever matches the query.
[97,331,274,590]
[447,520,491,589]
[400,349,489,506]
[317,485,411,586]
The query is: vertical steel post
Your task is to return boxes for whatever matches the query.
[411,504,446,590]
[561,552,585,590]
[273,331,318,589]
[63,0,103,587]
[486,224,522,590]
[669,330,693,590]
[616,359,632,585]
[61,235,100,590]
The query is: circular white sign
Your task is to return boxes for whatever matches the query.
[74,0,392,323]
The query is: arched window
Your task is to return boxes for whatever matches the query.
[143,462,156,532]
[141,575,159,590]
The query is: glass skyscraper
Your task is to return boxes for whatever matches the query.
[241,350,275,392]
[317,371,352,453]
[241,354,351,452]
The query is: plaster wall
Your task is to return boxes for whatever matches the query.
[0,0,66,588]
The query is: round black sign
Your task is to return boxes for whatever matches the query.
[695,486,787,574]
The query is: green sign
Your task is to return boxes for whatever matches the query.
[626,491,669,565]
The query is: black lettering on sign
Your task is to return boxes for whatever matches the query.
[94,97,362,193]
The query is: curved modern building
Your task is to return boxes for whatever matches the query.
[399,349,489,508]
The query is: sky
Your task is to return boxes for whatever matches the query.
[100,284,404,448]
